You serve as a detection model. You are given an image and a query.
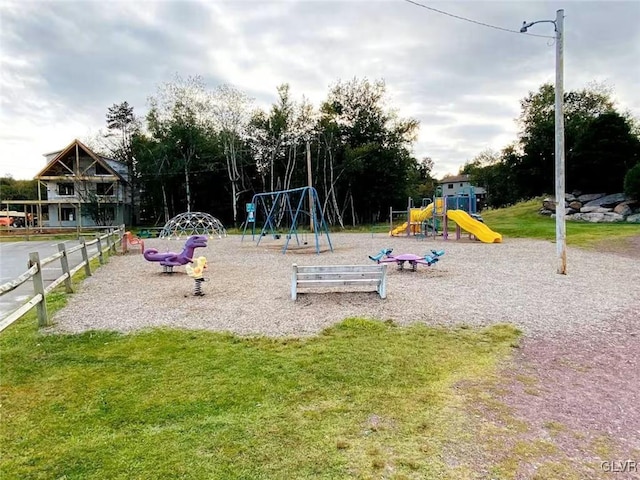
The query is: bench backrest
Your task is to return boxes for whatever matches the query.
[123,231,144,253]
[291,264,387,300]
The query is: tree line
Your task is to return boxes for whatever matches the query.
[461,83,640,208]
[106,76,435,227]
[3,78,638,225]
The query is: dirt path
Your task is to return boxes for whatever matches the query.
[590,234,640,259]
[456,239,639,478]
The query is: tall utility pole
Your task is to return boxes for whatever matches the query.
[520,9,566,274]
[554,9,566,275]
[306,140,314,232]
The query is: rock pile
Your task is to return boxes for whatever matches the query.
[539,193,640,223]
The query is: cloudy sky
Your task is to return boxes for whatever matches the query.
[1,0,639,180]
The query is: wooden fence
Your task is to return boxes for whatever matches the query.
[0,225,125,332]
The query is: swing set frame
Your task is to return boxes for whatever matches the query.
[241,187,333,254]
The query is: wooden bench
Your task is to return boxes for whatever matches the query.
[291,264,387,300]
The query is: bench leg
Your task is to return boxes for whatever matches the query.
[291,264,298,300]
[379,265,387,299]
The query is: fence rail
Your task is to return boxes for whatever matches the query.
[0,225,125,332]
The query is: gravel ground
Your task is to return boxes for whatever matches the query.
[50,233,640,337]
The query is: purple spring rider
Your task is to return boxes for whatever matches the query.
[143,235,208,273]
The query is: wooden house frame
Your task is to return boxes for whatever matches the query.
[27,139,132,228]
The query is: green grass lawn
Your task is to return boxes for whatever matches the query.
[480,199,640,247]
[1,308,520,479]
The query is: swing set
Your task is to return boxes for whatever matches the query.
[241,186,333,254]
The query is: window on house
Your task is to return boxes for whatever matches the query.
[448,184,453,189]
[61,207,75,221]
[460,183,464,187]
[95,163,110,175]
[96,183,114,196]
[58,183,74,196]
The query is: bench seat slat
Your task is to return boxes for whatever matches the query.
[291,263,387,300]
[296,265,384,273]
[297,272,382,281]
[297,279,382,288]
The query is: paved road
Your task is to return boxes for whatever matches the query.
[0,240,101,321]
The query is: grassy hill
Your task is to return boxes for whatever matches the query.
[481,198,640,247]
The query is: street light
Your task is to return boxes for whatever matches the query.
[520,9,566,275]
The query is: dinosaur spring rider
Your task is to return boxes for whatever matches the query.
[369,248,445,272]
[143,235,208,273]
[186,256,208,296]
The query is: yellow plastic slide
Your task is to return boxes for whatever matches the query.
[446,209,502,243]
[390,203,434,236]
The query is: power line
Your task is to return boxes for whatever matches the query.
[402,0,555,39]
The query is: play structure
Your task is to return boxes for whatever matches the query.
[160,212,227,239]
[186,256,208,296]
[143,235,208,273]
[369,248,445,271]
[389,187,502,243]
[241,187,333,254]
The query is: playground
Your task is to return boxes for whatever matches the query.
[50,232,639,339]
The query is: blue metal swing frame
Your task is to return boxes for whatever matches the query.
[241,187,333,254]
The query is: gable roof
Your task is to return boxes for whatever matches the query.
[439,174,470,184]
[35,139,126,182]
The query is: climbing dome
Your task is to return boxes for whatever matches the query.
[160,212,227,239]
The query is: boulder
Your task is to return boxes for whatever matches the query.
[618,200,638,211]
[567,213,583,221]
[580,206,613,213]
[565,193,577,202]
[578,193,606,203]
[577,212,625,223]
[584,193,627,208]
[550,208,574,218]
[603,212,625,222]
[627,213,640,223]
[614,203,632,216]
[542,198,556,211]
[539,208,553,216]
[569,201,582,210]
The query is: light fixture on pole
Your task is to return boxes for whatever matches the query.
[520,9,566,275]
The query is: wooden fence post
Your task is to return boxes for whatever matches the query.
[97,237,104,265]
[29,252,49,327]
[81,237,92,277]
[106,228,113,254]
[57,243,73,293]
[119,225,125,251]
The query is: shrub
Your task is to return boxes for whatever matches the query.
[624,163,640,200]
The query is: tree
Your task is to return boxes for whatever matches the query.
[146,75,213,213]
[624,163,640,200]
[318,78,420,224]
[517,82,630,196]
[462,147,522,208]
[105,101,139,223]
[0,177,39,201]
[410,157,437,201]
[211,84,253,225]
[570,111,640,192]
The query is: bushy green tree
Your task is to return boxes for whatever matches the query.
[570,111,640,192]
[517,82,640,196]
[624,163,640,200]
[0,177,39,201]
